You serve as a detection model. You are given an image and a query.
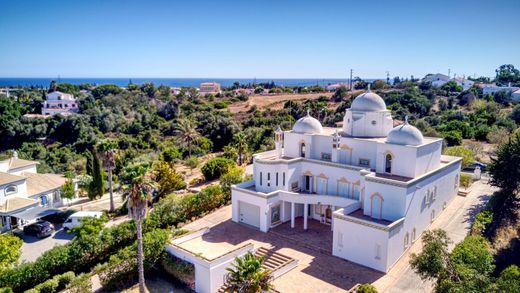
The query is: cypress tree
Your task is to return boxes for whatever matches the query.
[87,149,104,199]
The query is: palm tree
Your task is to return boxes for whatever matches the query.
[225,252,274,293]
[99,140,117,212]
[234,132,247,166]
[175,118,200,157]
[126,174,153,293]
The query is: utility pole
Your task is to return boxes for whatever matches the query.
[349,69,353,90]
[386,71,390,84]
[448,69,451,79]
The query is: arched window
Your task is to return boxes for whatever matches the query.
[40,195,48,206]
[412,228,416,242]
[300,142,306,158]
[404,232,410,249]
[431,209,436,223]
[260,172,263,186]
[385,154,392,173]
[5,185,17,196]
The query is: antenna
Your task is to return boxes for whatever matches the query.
[350,69,353,90]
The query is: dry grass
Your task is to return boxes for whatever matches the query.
[228,92,333,113]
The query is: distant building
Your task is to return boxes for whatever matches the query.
[171,87,182,95]
[423,73,474,90]
[423,73,450,87]
[0,152,76,232]
[0,88,11,97]
[326,83,349,91]
[42,91,78,116]
[482,83,520,95]
[199,82,221,95]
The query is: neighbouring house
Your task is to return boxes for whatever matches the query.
[42,91,79,116]
[171,87,182,95]
[231,89,462,272]
[0,88,11,97]
[326,83,349,91]
[482,83,520,95]
[423,73,474,90]
[0,152,76,232]
[199,82,221,96]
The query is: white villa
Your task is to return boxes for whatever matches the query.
[231,89,462,272]
[42,91,79,116]
[0,152,74,232]
[423,73,474,90]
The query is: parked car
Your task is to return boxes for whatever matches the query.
[63,211,103,230]
[463,161,487,172]
[23,221,55,238]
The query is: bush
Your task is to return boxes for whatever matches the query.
[220,166,245,196]
[201,157,235,180]
[357,283,378,293]
[442,130,462,146]
[460,173,473,189]
[56,271,75,288]
[34,278,59,293]
[471,210,493,236]
[95,229,169,291]
[66,273,91,293]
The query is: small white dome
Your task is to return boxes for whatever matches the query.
[351,90,387,112]
[292,111,323,134]
[387,120,424,146]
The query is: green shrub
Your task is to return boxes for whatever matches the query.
[460,173,473,189]
[201,157,235,180]
[0,289,12,293]
[357,283,378,293]
[95,229,169,291]
[56,271,75,289]
[35,278,58,293]
[471,210,493,236]
[66,273,91,293]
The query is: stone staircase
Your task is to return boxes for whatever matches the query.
[217,247,297,292]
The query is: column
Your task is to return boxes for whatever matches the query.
[304,203,309,230]
[290,202,295,228]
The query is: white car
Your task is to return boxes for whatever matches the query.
[63,211,103,230]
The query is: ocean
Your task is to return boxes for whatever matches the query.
[0,77,378,88]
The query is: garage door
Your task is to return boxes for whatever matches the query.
[239,201,260,228]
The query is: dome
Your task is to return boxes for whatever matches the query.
[292,111,323,134]
[386,119,424,146]
[351,90,387,112]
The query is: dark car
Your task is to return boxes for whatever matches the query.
[463,161,487,172]
[23,221,55,238]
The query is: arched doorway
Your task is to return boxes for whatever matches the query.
[385,153,393,173]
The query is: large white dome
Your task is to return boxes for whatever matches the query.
[387,120,424,146]
[292,112,323,134]
[351,90,387,112]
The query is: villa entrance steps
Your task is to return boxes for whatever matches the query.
[255,247,298,278]
[217,247,297,293]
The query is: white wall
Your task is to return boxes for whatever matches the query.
[332,217,390,272]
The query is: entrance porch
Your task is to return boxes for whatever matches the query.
[270,217,333,254]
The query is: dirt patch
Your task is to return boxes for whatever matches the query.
[228,92,333,113]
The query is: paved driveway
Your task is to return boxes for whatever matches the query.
[374,179,497,292]
[20,223,75,262]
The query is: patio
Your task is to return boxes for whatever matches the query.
[181,206,383,292]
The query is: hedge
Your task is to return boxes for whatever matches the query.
[23,271,75,293]
[95,229,169,291]
[0,220,137,292]
[1,184,229,292]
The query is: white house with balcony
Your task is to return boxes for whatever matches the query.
[0,152,76,232]
[231,89,462,272]
[42,91,79,116]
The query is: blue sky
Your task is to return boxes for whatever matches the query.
[0,0,519,79]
